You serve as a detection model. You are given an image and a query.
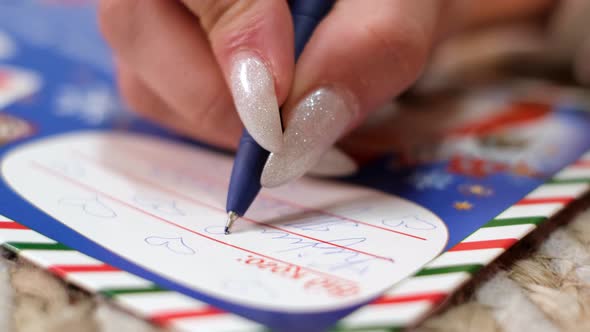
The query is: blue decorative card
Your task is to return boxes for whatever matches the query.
[1,2,590,332]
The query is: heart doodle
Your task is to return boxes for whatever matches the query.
[144,236,196,255]
[59,195,116,218]
[134,194,185,216]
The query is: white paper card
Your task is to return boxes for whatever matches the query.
[1,131,448,313]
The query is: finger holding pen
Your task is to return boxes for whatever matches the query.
[260,0,556,187]
[261,0,442,188]
[100,0,294,152]
[101,0,556,191]
[182,0,294,153]
[99,0,243,149]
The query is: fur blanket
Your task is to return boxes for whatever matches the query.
[3,208,590,332]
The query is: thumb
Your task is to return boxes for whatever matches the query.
[261,0,441,187]
[182,0,294,152]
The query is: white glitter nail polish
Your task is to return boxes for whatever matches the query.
[307,147,358,177]
[261,88,357,188]
[230,52,282,152]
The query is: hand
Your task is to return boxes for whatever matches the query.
[99,0,555,187]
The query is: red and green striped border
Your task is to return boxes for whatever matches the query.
[0,153,589,331]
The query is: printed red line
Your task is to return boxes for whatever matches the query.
[258,195,427,241]
[137,175,393,261]
[371,292,447,306]
[31,162,355,284]
[150,307,225,325]
[241,217,394,262]
[126,148,426,241]
[516,197,573,205]
[48,264,119,277]
[0,222,29,230]
[74,151,396,262]
[573,160,590,168]
[448,239,518,251]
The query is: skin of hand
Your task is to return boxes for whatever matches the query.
[98,0,556,187]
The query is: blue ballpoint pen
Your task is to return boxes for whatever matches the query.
[224,0,336,234]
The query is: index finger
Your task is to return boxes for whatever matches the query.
[261,0,442,187]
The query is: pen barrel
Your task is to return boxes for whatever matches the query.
[290,0,336,58]
[226,0,336,218]
[226,129,270,216]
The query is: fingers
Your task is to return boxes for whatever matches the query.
[181,0,294,152]
[261,0,442,187]
[443,0,556,35]
[116,65,241,150]
[307,148,358,178]
[575,39,590,84]
[98,0,238,146]
[547,0,590,84]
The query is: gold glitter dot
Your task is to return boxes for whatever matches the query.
[454,201,473,211]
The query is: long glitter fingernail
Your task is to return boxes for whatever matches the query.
[261,87,357,187]
[230,52,282,152]
[307,147,358,177]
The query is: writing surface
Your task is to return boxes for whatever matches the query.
[1,131,448,312]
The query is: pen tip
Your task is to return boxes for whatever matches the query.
[224,211,239,235]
